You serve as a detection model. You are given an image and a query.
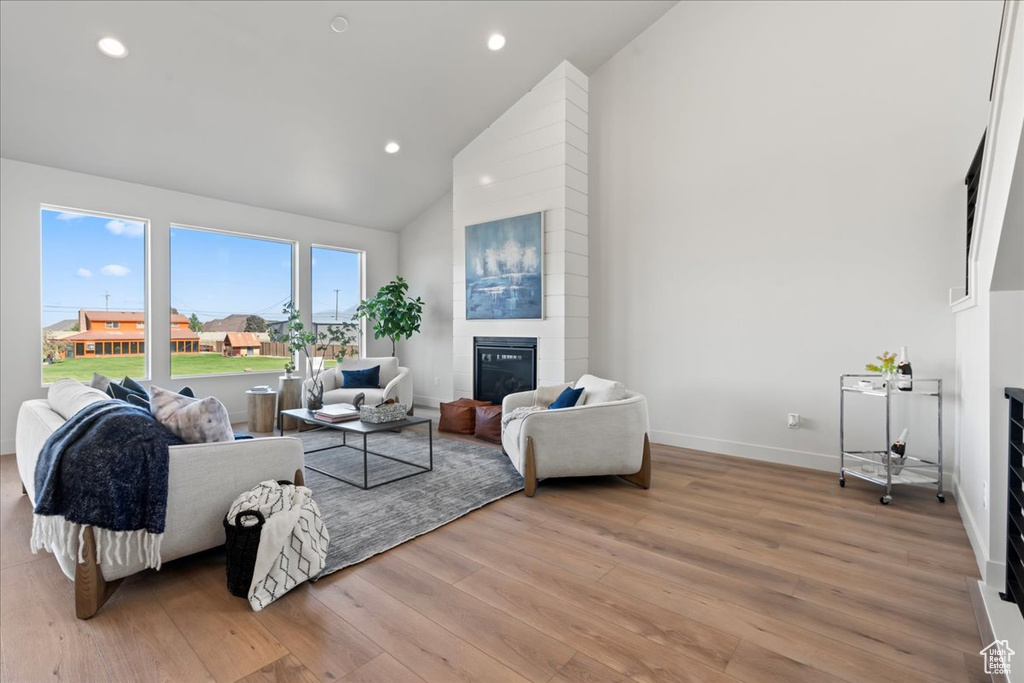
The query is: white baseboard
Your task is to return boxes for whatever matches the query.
[0,438,14,457]
[650,429,955,491]
[413,394,449,409]
[956,481,1004,586]
[974,580,1024,683]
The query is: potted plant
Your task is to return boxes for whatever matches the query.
[355,276,424,357]
[283,359,296,377]
[271,302,355,410]
[866,351,898,381]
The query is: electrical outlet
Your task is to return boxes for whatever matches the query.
[983,481,988,510]
[787,413,800,429]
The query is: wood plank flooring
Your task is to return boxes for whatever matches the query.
[0,437,985,683]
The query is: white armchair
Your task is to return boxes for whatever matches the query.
[305,356,413,413]
[500,386,651,497]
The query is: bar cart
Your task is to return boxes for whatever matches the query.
[839,374,944,505]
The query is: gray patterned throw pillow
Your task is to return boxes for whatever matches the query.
[149,385,234,443]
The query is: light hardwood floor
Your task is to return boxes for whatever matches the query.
[0,437,987,683]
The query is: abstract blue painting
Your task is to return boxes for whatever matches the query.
[465,212,543,320]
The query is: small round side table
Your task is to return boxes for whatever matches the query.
[246,390,277,433]
[277,375,304,430]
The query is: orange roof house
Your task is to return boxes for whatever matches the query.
[223,332,262,357]
[65,310,199,357]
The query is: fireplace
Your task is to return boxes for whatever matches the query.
[474,337,538,405]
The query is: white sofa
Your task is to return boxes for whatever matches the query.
[500,378,651,496]
[305,356,413,412]
[16,383,304,618]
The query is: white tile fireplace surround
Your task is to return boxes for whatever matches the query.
[452,61,589,399]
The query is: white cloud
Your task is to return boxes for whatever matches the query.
[100,264,131,276]
[105,219,145,237]
[56,211,83,221]
[75,268,93,278]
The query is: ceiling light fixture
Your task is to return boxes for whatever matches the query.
[97,37,128,58]
[384,141,401,154]
[330,16,349,33]
[487,34,506,51]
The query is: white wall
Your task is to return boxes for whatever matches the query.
[0,159,399,453]
[586,0,1001,477]
[953,0,1024,590]
[451,61,589,397]
[397,192,454,406]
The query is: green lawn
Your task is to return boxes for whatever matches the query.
[41,353,332,383]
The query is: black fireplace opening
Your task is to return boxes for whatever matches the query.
[474,337,538,405]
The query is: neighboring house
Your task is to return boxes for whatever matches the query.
[202,314,250,333]
[64,310,200,357]
[223,332,262,357]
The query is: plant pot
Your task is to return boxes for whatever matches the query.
[307,379,324,411]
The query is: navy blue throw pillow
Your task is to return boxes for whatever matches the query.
[178,386,195,398]
[121,376,148,398]
[125,392,152,411]
[549,386,584,410]
[106,381,146,403]
[342,365,381,389]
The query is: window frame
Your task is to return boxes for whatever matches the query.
[311,244,366,360]
[39,204,150,386]
[168,222,297,379]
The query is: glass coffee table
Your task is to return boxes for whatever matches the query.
[280,408,433,490]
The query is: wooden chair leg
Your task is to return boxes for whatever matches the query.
[21,481,26,495]
[524,437,538,497]
[294,468,305,487]
[75,526,123,620]
[620,434,652,489]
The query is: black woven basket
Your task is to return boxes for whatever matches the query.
[223,509,265,597]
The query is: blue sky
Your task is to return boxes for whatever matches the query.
[41,209,146,326]
[41,208,362,327]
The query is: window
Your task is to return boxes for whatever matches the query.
[40,207,147,383]
[311,246,363,361]
[170,226,293,376]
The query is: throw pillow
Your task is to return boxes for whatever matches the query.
[534,383,572,408]
[121,376,148,397]
[48,378,111,420]
[575,374,626,405]
[339,356,399,387]
[474,405,503,443]
[106,381,147,403]
[178,386,196,398]
[126,393,151,411]
[149,385,234,444]
[342,365,380,388]
[89,372,112,393]
[438,398,491,434]
[549,386,584,410]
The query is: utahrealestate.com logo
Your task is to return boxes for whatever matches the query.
[980,640,1015,675]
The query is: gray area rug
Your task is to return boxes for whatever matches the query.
[299,426,523,576]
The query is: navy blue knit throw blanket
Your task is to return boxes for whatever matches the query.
[31,400,183,569]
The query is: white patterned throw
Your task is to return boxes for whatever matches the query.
[226,480,329,611]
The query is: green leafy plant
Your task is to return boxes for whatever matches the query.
[188,313,203,333]
[270,302,356,408]
[355,276,424,357]
[866,351,898,376]
[283,359,296,375]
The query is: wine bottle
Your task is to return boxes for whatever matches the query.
[896,346,913,391]
[889,427,909,475]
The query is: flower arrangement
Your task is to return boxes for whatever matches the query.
[865,351,898,377]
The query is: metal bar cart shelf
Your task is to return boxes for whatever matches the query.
[839,374,944,505]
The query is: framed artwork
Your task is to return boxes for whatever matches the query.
[465,212,543,320]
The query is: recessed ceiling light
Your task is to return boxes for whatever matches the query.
[384,141,401,154]
[330,16,349,33]
[487,34,506,51]
[97,37,128,59]
[480,176,493,185]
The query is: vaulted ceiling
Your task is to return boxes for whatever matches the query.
[0,1,675,231]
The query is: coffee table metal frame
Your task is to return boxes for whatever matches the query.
[280,409,433,490]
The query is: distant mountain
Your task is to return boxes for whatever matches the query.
[44,319,78,332]
[312,304,359,324]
